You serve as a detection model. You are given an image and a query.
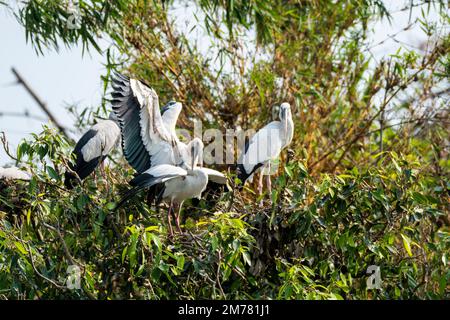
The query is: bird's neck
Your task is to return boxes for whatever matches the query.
[163,110,181,136]
[166,123,178,137]
[280,116,293,147]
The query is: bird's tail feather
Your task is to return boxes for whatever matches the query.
[115,173,176,210]
[236,163,264,190]
[64,171,77,189]
[115,185,148,211]
[236,164,249,190]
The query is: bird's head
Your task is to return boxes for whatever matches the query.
[279,102,291,120]
[161,100,182,115]
[189,138,204,169]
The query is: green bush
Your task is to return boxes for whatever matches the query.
[0,128,447,299]
[0,0,448,299]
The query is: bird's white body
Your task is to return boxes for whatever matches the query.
[65,114,121,188]
[241,121,286,175]
[152,166,209,203]
[118,138,227,235]
[141,163,225,203]
[238,102,294,181]
[80,119,121,162]
[0,166,31,181]
[163,171,207,203]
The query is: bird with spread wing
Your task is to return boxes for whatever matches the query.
[111,73,228,234]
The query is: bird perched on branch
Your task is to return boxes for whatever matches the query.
[116,138,226,235]
[237,102,294,200]
[64,113,120,189]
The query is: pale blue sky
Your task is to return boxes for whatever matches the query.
[0,1,445,165]
[0,8,105,165]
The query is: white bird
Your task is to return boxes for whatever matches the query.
[65,112,121,188]
[117,138,226,235]
[0,166,31,181]
[111,73,186,173]
[237,102,294,199]
[111,73,225,183]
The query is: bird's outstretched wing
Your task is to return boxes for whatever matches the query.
[111,73,175,174]
[199,167,228,185]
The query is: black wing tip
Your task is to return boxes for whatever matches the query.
[236,164,249,185]
[68,154,104,185]
[111,71,129,82]
[236,162,264,189]
[74,129,98,152]
[130,173,154,187]
[115,187,139,211]
[64,171,77,189]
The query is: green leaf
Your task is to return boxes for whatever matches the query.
[211,236,219,251]
[14,242,28,255]
[46,166,59,180]
[148,233,162,250]
[106,202,116,210]
[176,254,185,270]
[285,166,293,178]
[401,233,413,257]
[242,251,251,266]
[411,192,427,204]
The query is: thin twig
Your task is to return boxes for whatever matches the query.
[25,242,66,289]
[11,67,70,138]
[216,250,226,298]
[0,132,19,162]
[41,222,78,266]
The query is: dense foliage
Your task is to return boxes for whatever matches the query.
[0,0,448,299]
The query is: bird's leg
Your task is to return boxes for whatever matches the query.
[258,171,264,207]
[266,175,272,204]
[167,200,174,237]
[100,161,108,190]
[175,202,183,234]
[266,163,272,204]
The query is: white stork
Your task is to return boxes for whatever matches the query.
[0,166,31,181]
[110,73,187,173]
[64,112,121,188]
[117,138,226,235]
[110,73,226,183]
[237,102,294,199]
